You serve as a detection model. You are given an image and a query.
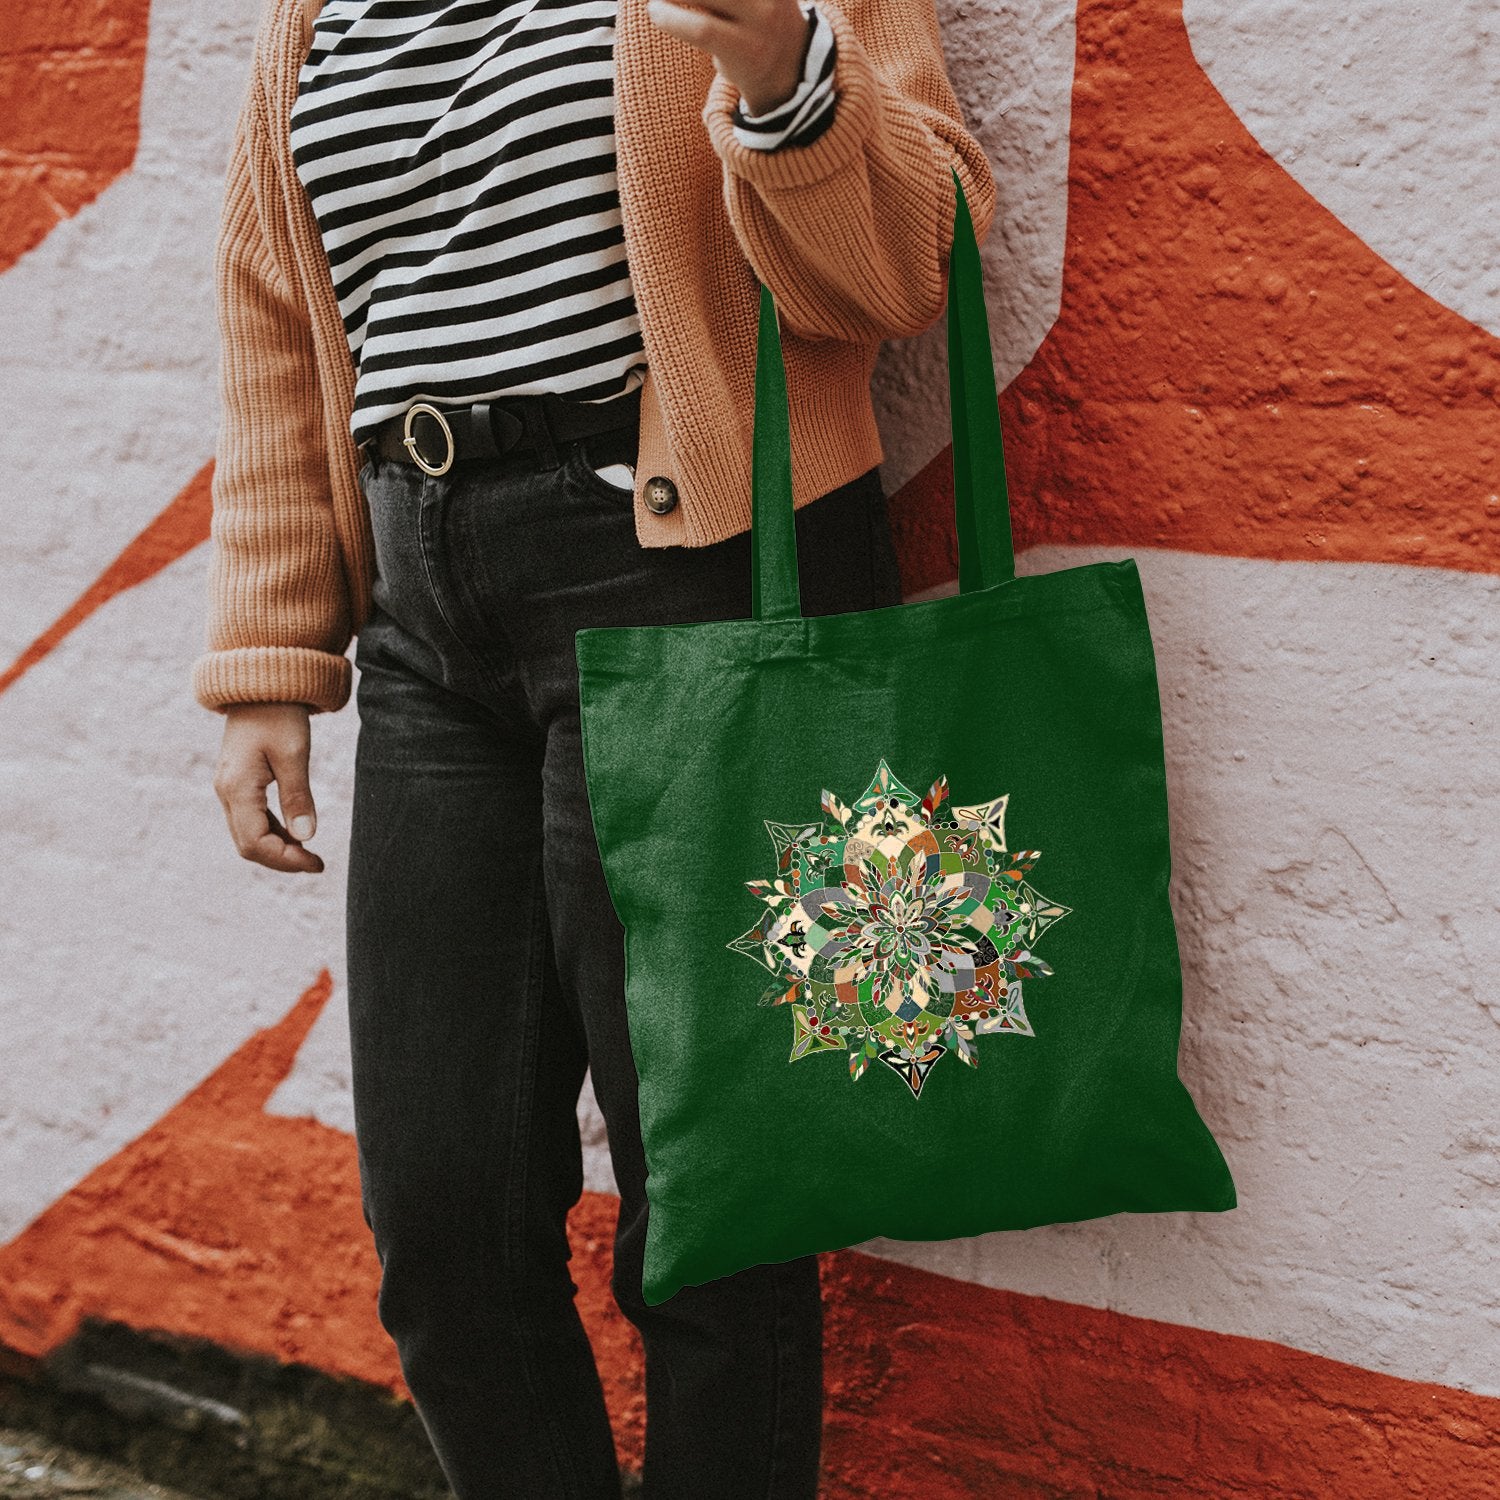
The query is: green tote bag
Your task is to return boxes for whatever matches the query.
[576,170,1236,1307]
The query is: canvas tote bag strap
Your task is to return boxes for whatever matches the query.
[946,167,1016,595]
[751,168,1016,622]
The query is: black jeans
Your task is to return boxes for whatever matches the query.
[344,414,904,1499]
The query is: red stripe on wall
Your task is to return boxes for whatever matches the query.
[0,0,152,273]
[892,0,1500,596]
[820,1252,1500,1497]
[0,464,212,699]
[3,981,1496,1494]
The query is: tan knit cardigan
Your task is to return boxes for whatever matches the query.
[191,0,998,715]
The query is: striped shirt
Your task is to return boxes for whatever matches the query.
[288,0,839,449]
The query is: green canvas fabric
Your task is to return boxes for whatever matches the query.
[576,171,1237,1307]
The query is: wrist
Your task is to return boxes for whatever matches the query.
[738,4,817,116]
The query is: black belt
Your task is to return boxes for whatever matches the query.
[364,386,641,476]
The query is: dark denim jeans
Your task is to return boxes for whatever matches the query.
[344,415,904,1500]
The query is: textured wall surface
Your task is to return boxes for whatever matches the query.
[2,0,1497,1492]
[1185,0,1500,340]
[871,0,1500,1407]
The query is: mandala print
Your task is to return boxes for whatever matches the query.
[727,760,1071,1099]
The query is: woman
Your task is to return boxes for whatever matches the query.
[195,0,995,1492]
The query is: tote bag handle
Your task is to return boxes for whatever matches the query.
[751,167,1015,621]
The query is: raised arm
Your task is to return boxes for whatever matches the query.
[700,0,998,343]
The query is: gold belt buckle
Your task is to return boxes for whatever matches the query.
[402,402,456,476]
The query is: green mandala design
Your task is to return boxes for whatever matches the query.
[727,759,1071,1100]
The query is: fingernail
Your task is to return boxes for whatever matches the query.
[291,815,314,840]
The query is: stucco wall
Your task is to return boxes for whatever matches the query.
[2,0,1496,1492]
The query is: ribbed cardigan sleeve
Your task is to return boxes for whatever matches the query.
[190,72,354,716]
[699,0,998,343]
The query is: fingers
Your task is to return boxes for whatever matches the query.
[647,0,806,110]
[647,0,736,47]
[268,735,318,845]
[213,706,325,875]
[265,801,326,874]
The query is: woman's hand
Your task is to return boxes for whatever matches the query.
[213,702,325,874]
[648,0,812,116]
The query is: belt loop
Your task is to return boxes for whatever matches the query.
[469,401,504,461]
[527,397,561,471]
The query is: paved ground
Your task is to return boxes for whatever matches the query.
[0,1429,204,1500]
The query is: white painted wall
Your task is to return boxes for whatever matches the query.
[1185,0,1500,338]
[0,0,365,1240]
[867,547,1500,1396]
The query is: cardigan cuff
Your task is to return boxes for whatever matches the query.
[701,0,879,189]
[192,644,353,715]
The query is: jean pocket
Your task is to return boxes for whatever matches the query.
[565,437,638,504]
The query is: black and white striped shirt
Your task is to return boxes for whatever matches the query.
[288,0,839,448]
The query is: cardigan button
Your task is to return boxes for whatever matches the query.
[644,476,678,515]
